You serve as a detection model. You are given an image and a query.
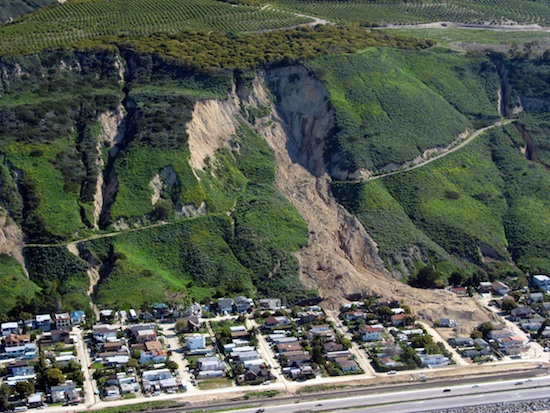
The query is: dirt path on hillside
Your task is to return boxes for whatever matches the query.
[385,21,550,31]
[363,119,513,182]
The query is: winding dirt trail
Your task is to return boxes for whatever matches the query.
[363,118,514,182]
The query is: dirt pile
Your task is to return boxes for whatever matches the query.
[0,208,26,275]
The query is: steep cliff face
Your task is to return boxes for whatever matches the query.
[0,207,26,274]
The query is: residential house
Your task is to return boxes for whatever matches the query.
[70,311,86,325]
[259,298,282,310]
[1,322,18,337]
[218,298,234,314]
[135,329,157,343]
[451,287,468,296]
[7,360,35,377]
[27,392,44,409]
[511,306,534,321]
[420,354,450,366]
[543,302,550,315]
[335,358,359,372]
[264,316,291,329]
[93,325,118,342]
[104,386,121,398]
[324,342,345,353]
[230,350,260,362]
[55,313,71,330]
[187,334,207,351]
[491,281,511,296]
[183,316,201,333]
[197,356,225,371]
[140,341,167,364]
[276,342,303,353]
[500,336,526,355]
[3,336,37,360]
[307,324,335,341]
[360,325,383,342]
[234,296,254,313]
[390,314,406,327]
[49,329,71,344]
[4,333,31,348]
[479,282,492,293]
[285,351,311,366]
[488,329,514,340]
[142,368,172,381]
[451,337,474,348]
[152,303,170,318]
[533,275,550,290]
[50,382,77,404]
[99,309,115,323]
[36,314,51,332]
[298,311,321,325]
[230,325,249,339]
[238,365,274,384]
[529,292,544,303]
[344,311,367,321]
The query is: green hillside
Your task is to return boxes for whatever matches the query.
[274,0,550,26]
[308,48,499,173]
[323,50,550,281]
[0,254,41,316]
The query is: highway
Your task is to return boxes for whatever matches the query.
[215,376,550,413]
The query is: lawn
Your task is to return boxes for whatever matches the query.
[197,376,233,390]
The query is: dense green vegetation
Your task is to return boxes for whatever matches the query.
[325,50,550,280]
[0,51,123,241]
[334,123,550,278]
[24,245,91,314]
[308,48,498,172]
[274,0,550,26]
[387,28,550,49]
[0,253,40,316]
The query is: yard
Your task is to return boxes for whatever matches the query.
[197,377,233,390]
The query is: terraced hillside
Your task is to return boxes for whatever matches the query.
[0,0,311,56]
[274,0,550,26]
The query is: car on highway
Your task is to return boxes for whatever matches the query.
[515,381,524,385]
[443,388,451,392]
[255,409,265,413]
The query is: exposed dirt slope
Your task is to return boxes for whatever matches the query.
[0,208,26,275]
[250,66,495,328]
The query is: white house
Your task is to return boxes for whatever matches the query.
[36,314,52,332]
[142,368,172,381]
[55,313,71,330]
[234,296,253,313]
[187,334,207,350]
[360,325,383,342]
[420,354,450,366]
[533,275,550,290]
[491,281,510,296]
[1,322,18,337]
[197,356,225,371]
